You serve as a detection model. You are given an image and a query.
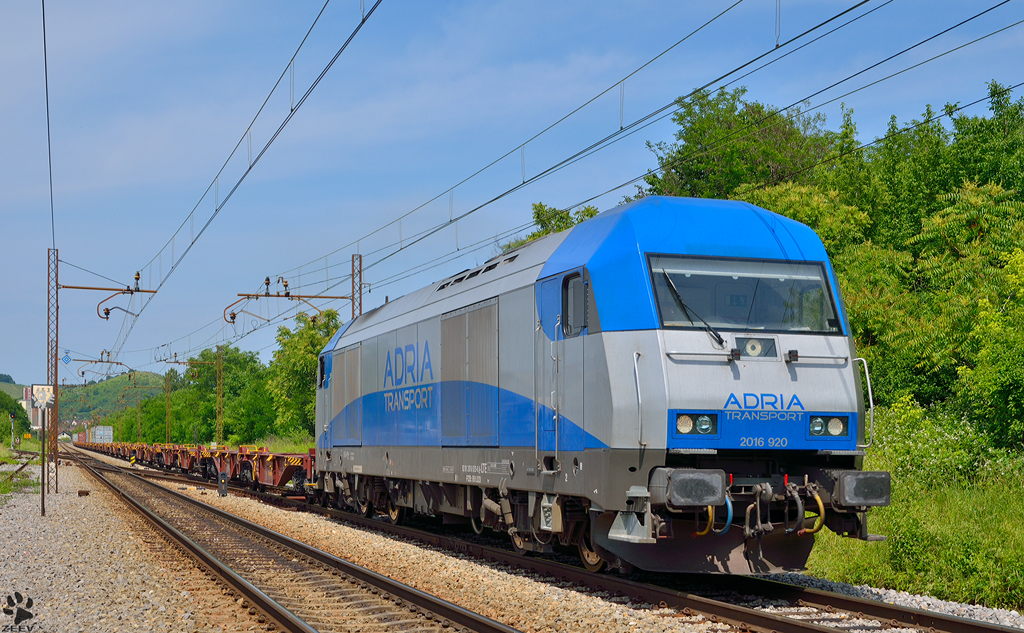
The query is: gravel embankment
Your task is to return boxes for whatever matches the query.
[0,462,263,632]
[148,483,723,632]
[767,572,1024,630]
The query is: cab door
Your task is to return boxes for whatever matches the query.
[535,276,562,454]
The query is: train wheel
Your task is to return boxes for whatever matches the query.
[578,527,606,573]
[355,481,374,518]
[386,497,405,525]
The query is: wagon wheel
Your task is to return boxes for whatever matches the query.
[385,496,406,525]
[578,524,606,573]
[355,480,374,518]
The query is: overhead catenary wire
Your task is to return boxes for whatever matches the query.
[126,69,1017,372]
[118,1,1016,367]
[276,0,750,280]
[106,0,382,360]
[118,0,909,363]
[40,0,56,250]
[288,0,882,290]
[58,260,132,288]
[560,16,1024,212]
[280,0,896,295]
[332,2,1021,313]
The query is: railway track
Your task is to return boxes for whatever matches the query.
[72,447,1022,633]
[66,447,518,633]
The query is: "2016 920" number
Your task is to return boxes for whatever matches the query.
[739,437,788,447]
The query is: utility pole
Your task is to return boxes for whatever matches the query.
[53,266,156,495]
[352,254,363,319]
[46,249,58,495]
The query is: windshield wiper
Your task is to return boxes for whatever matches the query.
[661,270,725,346]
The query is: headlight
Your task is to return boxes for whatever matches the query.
[696,415,713,434]
[827,417,845,436]
[809,417,825,435]
[673,412,717,435]
[676,414,693,435]
[744,338,763,357]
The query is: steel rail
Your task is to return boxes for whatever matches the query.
[76,448,1022,633]
[67,447,518,633]
[69,451,314,633]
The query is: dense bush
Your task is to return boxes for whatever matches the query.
[808,400,1024,607]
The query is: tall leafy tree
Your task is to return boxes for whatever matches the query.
[502,202,598,252]
[1,391,30,438]
[948,81,1024,194]
[267,310,341,437]
[644,86,833,199]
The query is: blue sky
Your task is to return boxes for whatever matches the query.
[2,0,1022,387]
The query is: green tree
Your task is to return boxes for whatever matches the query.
[502,202,598,252]
[948,81,1024,194]
[868,105,954,248]
[644,86,833,199]
[0,391,30,439]
[267,310,341,437]
[898,182,1024,384]
[956,249,1024,448]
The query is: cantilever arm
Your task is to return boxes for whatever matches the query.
[223,297,246,324]
[97,290,130,319]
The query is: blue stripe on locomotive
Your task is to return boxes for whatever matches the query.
[329,382,608,449]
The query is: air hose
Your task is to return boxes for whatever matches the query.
[693,505,714,537]
[798,484,825,536]
[712,493,733,535]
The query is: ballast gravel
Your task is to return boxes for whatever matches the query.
[767,572,1024,630]
[0,462,264,632]
[154,480,722,633]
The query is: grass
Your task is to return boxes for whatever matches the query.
[806,398,1024,609]
[0,443,41,503]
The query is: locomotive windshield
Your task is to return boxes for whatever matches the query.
[650,255,841,334]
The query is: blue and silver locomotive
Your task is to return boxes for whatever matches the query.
[313,195,890,573]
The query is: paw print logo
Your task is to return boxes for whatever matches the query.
[3,592,34,625]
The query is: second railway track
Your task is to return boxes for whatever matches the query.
[67,447,518,633]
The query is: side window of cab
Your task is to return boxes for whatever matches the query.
[562,273,587,337]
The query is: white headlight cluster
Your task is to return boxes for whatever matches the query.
[810,416,848,437]
[676,413,717,435]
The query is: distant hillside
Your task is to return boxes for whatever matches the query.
[0,383,26,400]
[58,371,164,422]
